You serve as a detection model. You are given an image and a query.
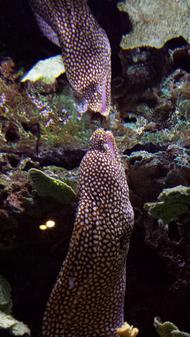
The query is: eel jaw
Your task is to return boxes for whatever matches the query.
[100,80,108,116]
[90,129,116,159]
[103,131,116,158]
[78,79,110,116]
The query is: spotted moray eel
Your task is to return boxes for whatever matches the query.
[42,129,134,337]
[29,0,111,116]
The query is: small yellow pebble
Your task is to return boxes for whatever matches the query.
[117,322,139,337]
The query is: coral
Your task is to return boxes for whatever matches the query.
[154,317,190,337]
[144,185,190,224]
[21,55,65,84]
[29,168,76,204]
[41,166,78,192]
[117,322,139,337]
[118,0,190,49]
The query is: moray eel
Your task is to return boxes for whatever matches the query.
[29,0,111,116]
[42,129,134,337]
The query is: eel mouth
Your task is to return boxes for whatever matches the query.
[100,81,108,116]
[100,81,110,117]
[105,131,115,158]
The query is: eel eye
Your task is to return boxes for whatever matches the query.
[103,143,109,151]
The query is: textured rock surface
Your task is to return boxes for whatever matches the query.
[118,0,190,49]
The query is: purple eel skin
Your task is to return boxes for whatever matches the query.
[29,0,111,116]
[42,129,134,337]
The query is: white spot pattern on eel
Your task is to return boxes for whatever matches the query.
[42,129,134,337]
[29,0,111,116]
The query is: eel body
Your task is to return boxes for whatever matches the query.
[42,129,134,337]
[29,0,111,116]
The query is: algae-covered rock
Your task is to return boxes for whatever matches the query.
[42,166,78,192]
[29,168,76,204]
[118,0,190,49]
[154,316,190,337]
[144,185,190,223]
[21,55,65,84]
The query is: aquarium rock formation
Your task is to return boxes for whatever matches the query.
[29,0,111,116]
[42,129,134,337]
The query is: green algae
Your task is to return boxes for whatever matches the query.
[42,166,78,192]
[145,185,190,224]
[118,0,190,50]
[29,168,76,204]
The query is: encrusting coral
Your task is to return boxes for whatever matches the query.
[22,55,65,84]
[118,0,190,49]
[144,185,190,224]
[40,129,134,337]
[29,168,76,204]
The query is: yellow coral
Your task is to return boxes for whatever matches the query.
[117,322,139,337]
